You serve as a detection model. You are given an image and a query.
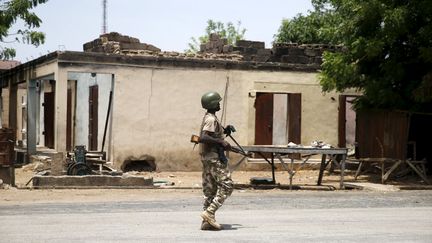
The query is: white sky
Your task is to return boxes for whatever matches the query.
[7,0,313,63]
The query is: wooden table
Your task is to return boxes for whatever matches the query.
[231,145,348,189]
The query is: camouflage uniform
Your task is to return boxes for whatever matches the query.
[199,113,234,215]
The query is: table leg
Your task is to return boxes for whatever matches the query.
[317,154,327,185]
[229,156,248,172]
[406,160,430,184]
[271,153,276,184]
[340,154,346,189]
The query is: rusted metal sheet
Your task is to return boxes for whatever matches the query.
[356,110,409,160]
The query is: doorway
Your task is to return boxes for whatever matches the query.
[254,92,301,146]
[43,89,55,149]
[88,85,98,151]
[338,95,357,149]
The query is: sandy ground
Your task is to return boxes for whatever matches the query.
[12,161,354,188]
[1,160,430,205]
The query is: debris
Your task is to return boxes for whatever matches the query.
[153,180,175,187]
[311,140,332,148]
[250,177,274,185]
[287,142,299,147]
[169,174,176,178]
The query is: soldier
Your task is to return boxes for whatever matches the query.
[198,91,234,231]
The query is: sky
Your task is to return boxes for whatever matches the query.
[8,0,313,63]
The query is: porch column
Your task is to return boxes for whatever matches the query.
[54,70,68,152]
[27,80,38,155]
[8,80,17,134]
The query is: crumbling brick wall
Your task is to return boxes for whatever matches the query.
[199,33,342,65]
[83,32,341,66]
[83,32,161,54]
[271,43,343,65]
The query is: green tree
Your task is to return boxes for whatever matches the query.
[316,0,432,112]
[274,3,342,44]
[0,0,48,60]
[186,19,246,53]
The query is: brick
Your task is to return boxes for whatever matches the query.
[209,33,220,41]
[222,45,233,53]
[255,55,270,62]
[272,46,289,57]
[288,47,305,56]
[244,47,258,55]
[233,46,245,52]
[236,40,265,49]
[281,55,310,64]
[83,41,94,51]
[200,44,206,52]
[257,49,272,56]
[304,49,317,57]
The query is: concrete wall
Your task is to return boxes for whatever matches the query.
[1,55,341,172]
[109,66,339,171]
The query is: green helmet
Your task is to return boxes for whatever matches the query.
[201,91,222,109]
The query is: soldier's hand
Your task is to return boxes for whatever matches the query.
[221,140,231,151]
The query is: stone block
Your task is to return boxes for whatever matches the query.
[255,55,270,62]
[272,46,289,57]
[288,47,305,56]
[83,41,94,51]
[233,46,245,52]
[257,49,272,56]
[209,33,220,41]
[200,44,206,52]
[244,47,258,55]
[129,37,140,43]
[223,45,233,53]
[281,55,311,64]
[304,48,318,57]
[50,153,64,176]
[236,40,265,49]
[120,42,161,52]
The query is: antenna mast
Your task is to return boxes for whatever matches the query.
[102,0,107,34]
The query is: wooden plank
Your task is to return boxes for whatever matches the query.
[254,93,273,146]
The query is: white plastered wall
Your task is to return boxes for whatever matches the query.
[110,66,339,171]
[8,60,341,171]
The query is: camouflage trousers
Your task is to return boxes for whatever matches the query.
[201,159,234,214]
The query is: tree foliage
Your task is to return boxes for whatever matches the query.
[274,2,342,44]
[0,0,47,60]
[186,20,246,53]
[315,0,432,111]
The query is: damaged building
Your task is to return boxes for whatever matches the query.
[0,32,358,172]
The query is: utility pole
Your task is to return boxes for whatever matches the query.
[102,0,107,34]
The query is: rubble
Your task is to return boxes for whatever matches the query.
[81,32,342,66]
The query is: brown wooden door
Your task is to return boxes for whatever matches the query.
[66,88,72,151]
[43,92,55,149]
[288,93,301,145]
[338,95,347,148]
[88,85,98,151]
[254,93,273,145]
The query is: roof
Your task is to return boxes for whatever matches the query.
[0,60,21,70]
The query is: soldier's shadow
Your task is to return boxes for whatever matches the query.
[221,224,248,230]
